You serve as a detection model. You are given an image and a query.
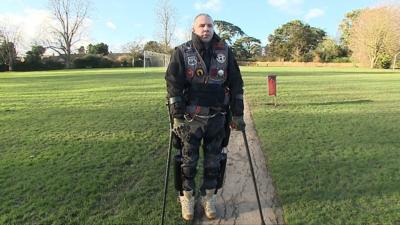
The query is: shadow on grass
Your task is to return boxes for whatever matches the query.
[243,70,397,77]
[308,99,373,106]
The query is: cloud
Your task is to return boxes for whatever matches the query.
[304,8,325,21]
[175,26,191,44]
[106,21,117,30]
[267,0,304,14]
[0,8,92,55]
[194,0,222,12]
[0,8,51,52]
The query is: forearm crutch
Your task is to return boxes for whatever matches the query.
[242,129,266,225]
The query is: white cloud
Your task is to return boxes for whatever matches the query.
[175,26,191,44]
[106,21,117,30]
[0,8,92,55]
[267,0,304,14]
[304,8,325,21]
[0,8,51,52]
[194,0,222,12]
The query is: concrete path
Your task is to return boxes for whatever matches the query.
[193,101,285,225]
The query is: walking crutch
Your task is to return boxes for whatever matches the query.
[242,129,267,225]
[161,102,174,225]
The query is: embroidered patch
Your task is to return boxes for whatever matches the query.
[217,69,225,77]
[196,68,204,76]
[210,68,217,78]
[186,68,194,78]
[188,56,197,66]
[216,53,226,64]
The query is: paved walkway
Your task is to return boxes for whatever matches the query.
[194,101,285,225]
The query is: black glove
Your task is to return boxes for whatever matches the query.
[230,116,245,131]
[173,118,190,139]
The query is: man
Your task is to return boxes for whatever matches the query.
[165,13,245,221]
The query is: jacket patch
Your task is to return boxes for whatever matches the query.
[210,68,217,78]
[196,68,204,77]
[188,56,197,66]
[216,53,226,64]
[186,68,194,78]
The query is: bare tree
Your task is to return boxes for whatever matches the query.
[387,6,400,70]
[155,0,176,53]
[0,24,21,71]
[122,38,145,60]
[47,0,90,68]
[349,5,400,68]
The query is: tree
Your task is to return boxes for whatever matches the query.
[25,45,46,63]
[155,0,176,53]
[47,0,90,68]
[267,20,326,62]
[78,46,85,54]
[349,6,400,68]
[87,42,109,55]
[144,41,164,53]
[214,20,246,45]
[122,39,144,61]
[338,10,361,52]
[232,36,261,60]
[313,37,341,62]
[0,25,20,71]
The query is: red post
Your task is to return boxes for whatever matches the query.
[267,75,277,96]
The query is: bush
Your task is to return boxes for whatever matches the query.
[116,55,132,67]
[73,55,114,68]
[332,57,351,63]
[14,61,37,71]
[0,64,8,72]
[12,59,65,71]
[43,59,65,70]
[377,54,392,69]
[133,59,143,67]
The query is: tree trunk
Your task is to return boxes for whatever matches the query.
[370,56,375,69]
[8,54,14,71]
[393,52,399,71]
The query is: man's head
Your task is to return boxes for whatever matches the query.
[192,13,214,43]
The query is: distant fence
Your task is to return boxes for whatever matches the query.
[238,61,358,67]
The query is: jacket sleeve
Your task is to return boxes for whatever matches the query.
[227,47,244,116]
[165,47,186,119]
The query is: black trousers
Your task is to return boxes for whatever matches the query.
[181,113,226,194]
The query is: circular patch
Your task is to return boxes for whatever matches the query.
[218,69,224,77]
[186,68,194,78]
[196,68,204,76]
[216,53,226,64]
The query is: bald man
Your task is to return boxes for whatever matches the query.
[165,13,245,221]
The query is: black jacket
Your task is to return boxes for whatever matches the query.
[165,33,244,118]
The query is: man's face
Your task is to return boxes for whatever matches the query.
[193,15,214,43]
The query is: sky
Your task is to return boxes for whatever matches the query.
[0,0,386,53]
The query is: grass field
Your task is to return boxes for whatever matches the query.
[1,67,399,224]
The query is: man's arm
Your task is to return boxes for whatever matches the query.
[227,47,244,116]
[165,48,186,119]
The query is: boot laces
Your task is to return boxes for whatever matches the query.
[181,195,194,210]
[204,195,216,211]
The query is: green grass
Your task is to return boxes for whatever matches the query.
[242,67,400,225]
[0,68,184,225]
[1,67,399,224]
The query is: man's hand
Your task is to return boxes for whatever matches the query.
[173,118,190,139]
[230,116,245,131]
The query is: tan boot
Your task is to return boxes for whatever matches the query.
[201,189,217,219]
[179,190,194,221]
